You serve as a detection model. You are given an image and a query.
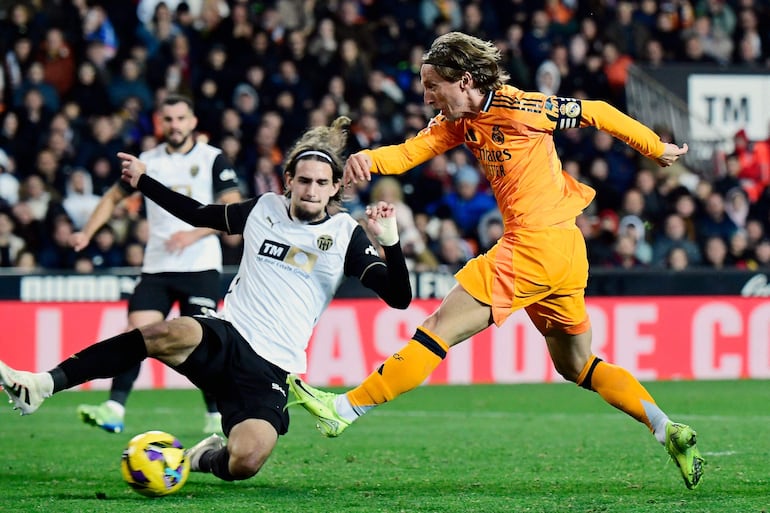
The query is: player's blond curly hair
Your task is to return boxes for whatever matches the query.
[283,116,351,206]
[422,32,510,94]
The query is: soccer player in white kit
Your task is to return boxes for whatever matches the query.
[68,94,242,434]
[0,116,412,482]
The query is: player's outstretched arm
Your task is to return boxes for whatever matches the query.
[118,152,230,232]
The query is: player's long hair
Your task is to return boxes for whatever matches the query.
[283,116,350,207]
[422,32,510,94]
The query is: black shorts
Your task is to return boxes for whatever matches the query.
[129,270,219,316]
[178,316,290,437]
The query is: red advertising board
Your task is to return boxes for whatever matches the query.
[2,297,769,388]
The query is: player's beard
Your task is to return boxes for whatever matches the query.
[292,201,325,222]
[166,131,191,150]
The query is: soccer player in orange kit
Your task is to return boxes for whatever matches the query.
[288,31,704,489]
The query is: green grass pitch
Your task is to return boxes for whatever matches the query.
[1,380,768,513]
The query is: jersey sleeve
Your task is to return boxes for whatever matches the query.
[578,99,666,160]
[343,225,411,309]
[222,198,258,234]
[512,94,666,161]
[212,153,242,197]
[364,116,465,175]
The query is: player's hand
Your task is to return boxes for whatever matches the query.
[165,230,198,254]
[68,231,90,252]
[366,201,399,246]
[657,142,688,167]
[118,151,147,188]
[344,152,373,186]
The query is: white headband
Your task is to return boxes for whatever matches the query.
[296,150,334,163]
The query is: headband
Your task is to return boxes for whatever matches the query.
[296,150,334,163]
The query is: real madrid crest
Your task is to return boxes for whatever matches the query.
[316,234,334,251]
[491,125,504,144]
[190,165,200,177]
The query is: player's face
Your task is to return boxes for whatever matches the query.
[421,65,467,121]
[286,160,340,222]
[161,102,197,150]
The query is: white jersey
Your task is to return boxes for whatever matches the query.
[135,143,237,273]
[222,193,360,373]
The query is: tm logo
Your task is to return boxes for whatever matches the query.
[259,240,289,260]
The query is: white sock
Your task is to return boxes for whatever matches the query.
[642,399,670,444]
[105,399,126,417]
[334,394,361,422]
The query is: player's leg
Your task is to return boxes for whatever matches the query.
[78,273,171,431]
[288,282,492,436]
[78,309,165,433]
[182,317,288,481]
[543,326,704,489]
[1,317,204,415]
[176,269,222,433]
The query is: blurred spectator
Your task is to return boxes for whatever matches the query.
[136,1,181,59]
[619,214,653,264]
[727,228,752,268]
[37,27,76,98]
[433,219,474,272]
[752,238,770,269]
[108,58,154,112]
[652,213,703,266]
[0,210,25,267]
[587,209,620,266]
[701,234,729,269]
[606,232,646,269]
[67,61,113,119]
[252,155,283,197]
[477,208,504,254]
[724,186,750,229]
[62,169,101,230]
[82,3,119,64]
[697,190,738,244]
[19,174,52,222]
[87,224,125,269]
[10,201,45,253]
[124,241,144,267]
[74,253,95,274]
[427,167,497,243]
[732,128,770,202]
[38,215,77,269]
[14,248,38,270]
[0,148,19,206]
[665,246,692,271]
[634,168,666,225]
[605,1,650,58]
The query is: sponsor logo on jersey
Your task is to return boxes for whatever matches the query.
[259,240,290,259]
[316,235,334,251]
[190,165,200,177]
[365,244,378,256]
[259,240,318,272]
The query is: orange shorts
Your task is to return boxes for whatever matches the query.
[455,224,590,335]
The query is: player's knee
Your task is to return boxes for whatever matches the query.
[228,447,269,479]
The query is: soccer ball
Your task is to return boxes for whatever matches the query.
[120,430,190,497]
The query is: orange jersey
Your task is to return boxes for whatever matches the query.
[364,85,666,230]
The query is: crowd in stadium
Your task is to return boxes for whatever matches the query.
[0,0,769,275]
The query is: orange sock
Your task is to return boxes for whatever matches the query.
[347,326,449,409]
[576,355,656,431]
